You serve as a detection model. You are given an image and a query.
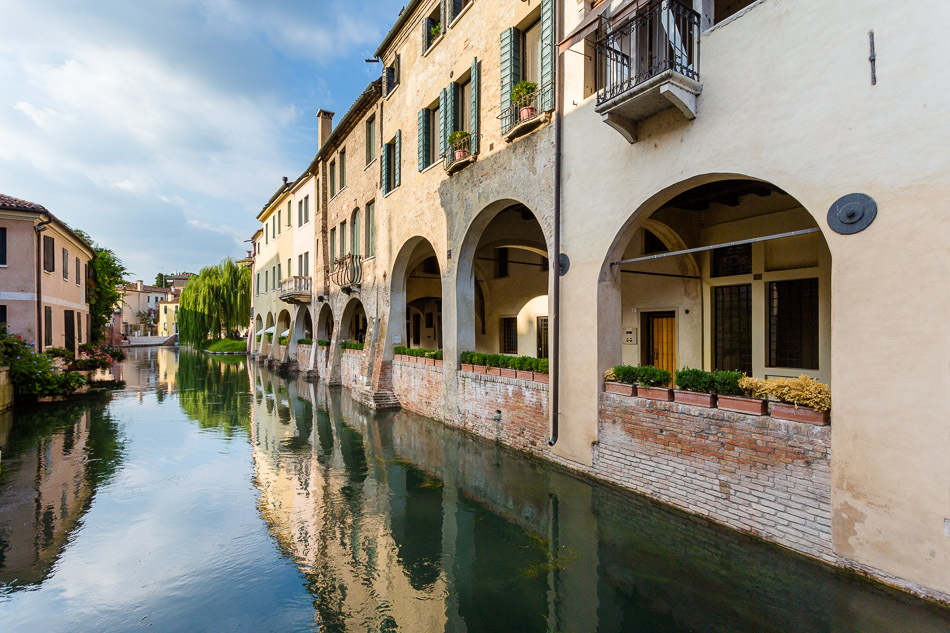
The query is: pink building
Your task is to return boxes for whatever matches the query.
[0,194,95,353]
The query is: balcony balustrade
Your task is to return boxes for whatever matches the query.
[499,80,554,142]
[444,134,479,174]
[330,254,362,291]
[278,276,312,304]
[595,0,701,143]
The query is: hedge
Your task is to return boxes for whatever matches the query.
[459,351,549,374]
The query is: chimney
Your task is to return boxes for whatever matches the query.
[316,109,335,149]
[136,280,143,291]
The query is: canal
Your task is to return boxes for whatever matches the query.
[0,348,948,632]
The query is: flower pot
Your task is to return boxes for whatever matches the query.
[604,382,635,397]
[425,358,436,366]
[473,365,488,375]
[771,402,830,426]
[500,368,518,378]
[454,149,470,161]
[520,106,537,121]
[674,390,718,408]
[413,356,425,364]
[460,363,474,372]
[516,370,534,381]
[717,395,768,416]
[639,386,673,401]
[433,359,443,367]
[487,367,502,376]
[533,372,549,384]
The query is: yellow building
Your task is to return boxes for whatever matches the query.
[158,298,179,338]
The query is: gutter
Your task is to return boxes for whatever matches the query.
[550,1,563,447]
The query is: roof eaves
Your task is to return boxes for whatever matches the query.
[374,0,425,59]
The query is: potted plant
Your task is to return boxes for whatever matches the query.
[486,354,503,376]
[460,351,475,372]
[718,376,769,415]
[515,356,535,381]
[430,22,441,41]
[766,375,831,425]
[673,367,718,407]
[449,130,471,160]
[534,358,550,383]
[512,81,538,121]
[636,365,673,401]
[603,366,635,397]
[499,356,517,379]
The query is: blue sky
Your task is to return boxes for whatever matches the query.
[0,0,401,281]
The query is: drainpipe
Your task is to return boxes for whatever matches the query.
[34,217,52,351]
[549,1,563,447]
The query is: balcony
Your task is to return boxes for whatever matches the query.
[595,0,701,143]
[279,276,312,304]
[499,80,554,142]
[330,254,362,292]
[444,134,479,175]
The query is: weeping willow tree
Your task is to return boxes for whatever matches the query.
[178,257,251,345]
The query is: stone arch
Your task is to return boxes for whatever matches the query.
[316,302,334,340]
[253,314,264,353]
[288,305,314,360]
[274,309,292,359]
[597,173,832,384]
[388,236,444,360]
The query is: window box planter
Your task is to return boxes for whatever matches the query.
[718,395,768,416]
[639,386,673,401]
[425,357,436,366]
[473,365,488,375]
[674,390,717,408]
[771,402,830,426]
[500,368,518,378]
[487,367,501,376]
[433,359,443,367]
[460,363,474,372]
[605,381,635,396]
[413,356,425,364]
[516,370,534,381]
[534,373,549,384]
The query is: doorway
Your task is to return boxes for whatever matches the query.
[64,309,75,353]
[641,311,675,376]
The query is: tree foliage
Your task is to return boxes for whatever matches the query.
[178,257,251,346]
[154,272,167,288]
[73,228,128,344]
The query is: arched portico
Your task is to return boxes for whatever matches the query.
[253,314,264,354]
[288,305,314,365]
[389,237,444,360]
[274,309,292,360]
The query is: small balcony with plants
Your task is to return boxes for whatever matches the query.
[278,276,312,304]
[444,130,478,174]
[595,0,702,143]
[500,80,554,142]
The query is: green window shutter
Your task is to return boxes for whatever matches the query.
[423,18,432,51]
[440,0,448,28]
[540,0,555,111]
[470,58,480,154]
[451,0,462,22]
[418,108,430,170]
[500,27,522,114]
[447,82,460,141]
[439,88,447,157]
[394,130,401,188]
[381,141,391,194]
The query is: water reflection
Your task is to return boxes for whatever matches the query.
[248,362,950,633]
[0,395,125,589]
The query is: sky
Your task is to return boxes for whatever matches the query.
[0,0,402,282]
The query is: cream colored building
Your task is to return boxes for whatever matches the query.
[119,280,172,336]
[248,0,950,603]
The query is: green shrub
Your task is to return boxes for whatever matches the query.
[0,325,86,398]
[45,346,72,359]
[675,367,716,393]
[712,370,743,396]
[297,338,313,345]
[74,357,110,371]
[256,335,261,343]
[341,341,364,350]
[512,80,538,105]
[266,333,273,342]
[609,364,671,386]
[317,339,330,347]
[203,339,248,353]
[536,358,549,374]
[278,336,288,346]
[448,130,470,145]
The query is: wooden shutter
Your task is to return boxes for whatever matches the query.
[381,142,391,193]
[470,58,480,154]
[448,82,460,139]
[43,235,55,272]
[394,130,401,188]
[451,0,462,22]
[440,0,448,28]
[540,0,555,111]
[0,227,6,266]
[439,88,447,157]
[418,108,430,170]
[423,17,433,51]
[500,27,522,113]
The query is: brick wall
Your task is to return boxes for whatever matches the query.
[295,344,312,368]
[455,371,550,455]
[391,359,445,421]
[340,349,362,389]
[596,393,833,561]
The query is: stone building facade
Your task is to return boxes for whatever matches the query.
[248,0,950,604]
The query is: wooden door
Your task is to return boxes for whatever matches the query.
[644,312,675,379]
[64,310,75,353]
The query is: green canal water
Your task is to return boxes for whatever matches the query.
[0,348,948,632]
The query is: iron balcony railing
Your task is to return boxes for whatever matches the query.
[279,276,312,300]
[596,0,700,106]
[444,134,480,171]
[330,254,362,287]
[499,80,554,136]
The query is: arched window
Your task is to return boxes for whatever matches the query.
[351,209,361,258]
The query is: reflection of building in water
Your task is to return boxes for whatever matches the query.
[249,363,448,632]
[0,407,116,587]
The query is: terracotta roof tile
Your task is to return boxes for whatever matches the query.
[0,193,49,213]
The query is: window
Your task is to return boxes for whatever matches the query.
[75,257,81,286]
[712,244,752,277]
[76,312,82,344]
[277,263,282,284]
[0,227,6,265]
[366,116,376,164]
[303,195,309,224]
[272,215,276,239]
[256,272,260,295]
[383,55,400,96]
[339,149,346,190]
[271,266,276,291]
[265,224,269,244]
[62,248,69,280]
[277,209,282,234]
[644,230,668,255]
[339,221,347,256]
[493,247,509,278]
[522,20,542,84]
[164,306,168,315]
[44,305,52,346]
[298,200,303,227]
[304,251,309,276]
[459,78,471,134]
[418,104,440,170]
[287,201,291,227]
[286,259,291,280]
[330,227,337,267]
[713,284,752,375]
[329,161,336,197]
[501,317,518,354]
[537,316,549,358]
[382,132,401,194]
[423,5,442,51]
[264,270,268,293]
[43,235,55,272]
[0,305,6,324]
[351,209,361,258]
[298,254,303,276]
[365,201,375,257]
[768,278,820,369]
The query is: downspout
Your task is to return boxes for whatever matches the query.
[549,0,563,446]
[34,217,52,351]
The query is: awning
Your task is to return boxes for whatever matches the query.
[558,1,610,54]
[280,330,290,338]
[263,326,276,334]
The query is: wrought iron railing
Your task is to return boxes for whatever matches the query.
[330,254,362,287]
[499,80,554,136]
[444,134,479,171]
[596,0,700,106]
[279,276,311,300]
